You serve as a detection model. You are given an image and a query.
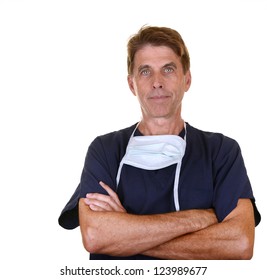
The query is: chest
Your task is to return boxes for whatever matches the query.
[117,160,214,215]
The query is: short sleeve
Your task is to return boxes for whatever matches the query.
[212,137,260,225]
[58,137,117,229]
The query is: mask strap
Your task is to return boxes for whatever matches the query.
[183,122,187,141]
[116,123,139,189]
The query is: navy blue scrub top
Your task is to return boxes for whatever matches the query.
[58,123,261,260]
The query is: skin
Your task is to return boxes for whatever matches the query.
[79,182,218,257]
[79,45,255,259]
[127,45,191,136]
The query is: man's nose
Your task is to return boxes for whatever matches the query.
[152,73,164,89]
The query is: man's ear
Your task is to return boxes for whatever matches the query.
[127,75,136,96]
[184,70,192,92]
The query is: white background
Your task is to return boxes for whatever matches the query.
[0,0,266,279]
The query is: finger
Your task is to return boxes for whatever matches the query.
[99,181,124,207]
[86,193,114,205]
[86,193,123,212]
[98,183,126,212]
[87,193,126,212]
[89,204,107,212]
[84,197,90,205]
[85,196,113,211]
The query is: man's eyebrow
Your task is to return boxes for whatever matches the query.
[138,64,151,72]
[163,62,177,69]
[137,62,177,72]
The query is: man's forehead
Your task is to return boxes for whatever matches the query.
[134,46,182,69]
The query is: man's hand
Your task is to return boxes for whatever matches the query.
[84,181,126,213]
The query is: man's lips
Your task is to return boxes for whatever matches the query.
[149,95,169,98]
[148,95,171,101]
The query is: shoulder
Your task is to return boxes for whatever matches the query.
[186,123,242,163]
[186,123,239,149]
[91,123,137,149]
[86,123,137,162]
[98,123,137,142]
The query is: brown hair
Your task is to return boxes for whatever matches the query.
[127,26,190,75]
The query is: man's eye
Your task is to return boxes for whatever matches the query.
[140,69,150,76]
[164,67,174,73]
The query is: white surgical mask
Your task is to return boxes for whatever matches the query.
[116,123,186,211]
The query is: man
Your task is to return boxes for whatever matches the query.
[58,26,261,260]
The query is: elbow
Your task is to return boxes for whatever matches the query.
[81,227,103,254]
[81,228,127,256]
[234,235,254,260]
[240,238,254,260]
[81,226,130,257]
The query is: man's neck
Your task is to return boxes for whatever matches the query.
[138,117,184,136]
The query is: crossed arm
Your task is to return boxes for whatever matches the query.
[79,182,255,259]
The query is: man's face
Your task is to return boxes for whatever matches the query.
[128,45,191,121]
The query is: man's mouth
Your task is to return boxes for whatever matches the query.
[148,95,171,101]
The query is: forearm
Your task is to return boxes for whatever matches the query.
[143,200,255,260]
[143,222,236,259]
[79,198,217,257]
